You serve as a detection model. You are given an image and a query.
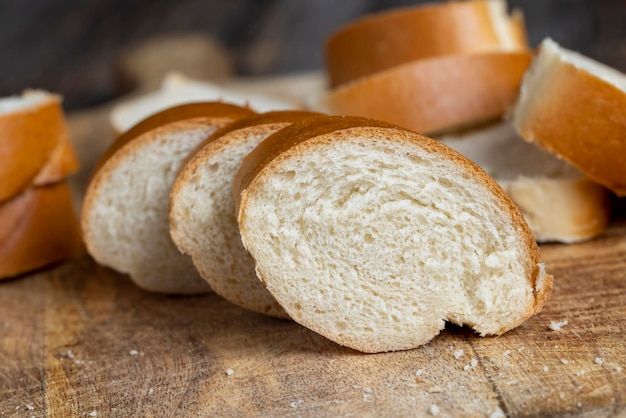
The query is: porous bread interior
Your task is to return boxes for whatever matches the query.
[0,90,54,114]
[514,38,626,129]
[171,124,286,315]
[438,121,582,181]
[86,123,217,294]
[240,130,539,352]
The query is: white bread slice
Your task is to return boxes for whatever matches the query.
[326,0,528,87]
[513,38,626,196]
[234,116,553,353]
[314,52,532,135]
[0,181,83,279]
[110,72,300,134]
[82,103,255,294]
[0,90,79,201]
[438,121,609,243]
[170,111,319,317]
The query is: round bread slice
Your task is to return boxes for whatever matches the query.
[234,115,553,353]
[315,52,532,135]
[513,38,626,196]
[82,102,255,294]
[326,0,528,87]
[170,111,319,317]
[0,90,79,201]
[0,182,84,279]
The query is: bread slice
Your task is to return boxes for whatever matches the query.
[315,52,532,135]
[438,121,609,243]
[82,102,255,294]
[0,182,83,279]
[234,115,553,353]
[513,38,626,196]
[170,111,319,317]
[0,90,79,201]
[326,0,528,87]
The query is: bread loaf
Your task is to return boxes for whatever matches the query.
[326,0,528,87]
[439,121,609,243]
[235,115,553,352]
[0,182,83,279]
[0,90,79,201]
[170,111,320,317]
[513,38,626,196]
[82,102,255,294]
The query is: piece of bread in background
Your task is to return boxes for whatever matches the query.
[438,121,609,243]
[0,90,79,201]
[110,72,302,134]
[513,38,626,196]
[82,102,255,295]
[170,111,320,318]
[326,0,528,87]
[0,182,83,279]
[314,52,532,135]
[234,115,552,353]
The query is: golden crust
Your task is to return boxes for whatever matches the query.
[319,52,532,135]
[514,60,626,196]
[0,97,78,201]
[0,182,84,279]
[326,0,529,87]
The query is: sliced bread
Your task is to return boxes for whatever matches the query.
[82,102,255,294]
[513,38,626,196]
[315,52,532,135]
[438,121,609,243]
[170,111,319,317]
[0,182,83,279]
[0,90,79,201]
[234,116,553,353]
[326,0,528,87]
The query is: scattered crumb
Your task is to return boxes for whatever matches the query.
[352,384,361,389]
[415,369,424,376]
[503,350,511,356]
[362,387,372,394]
[148,388,154,395]
[290,402,298,408]
[428,385,443,393]
[614,365,623,372]
[26,405,34,411]
[518,346,525,353]
[74,360,82,365]
[506,380,518,386]
[406,383,418,388]
[66,349,75,359]
[576,370,585,377]
[490,406,506,418]
[225,368,234,376]
[554,345,560,349]
[577,402,582,408]
[463,359,479,371]
[454,349,464,359]
[595,357,604,365]
[561,359,569,365]
[543,366,549,372]
[129,350,139,356]
[88,411,97,417]
[549,320,568,331]
[429,404,440,416]
[362,394,372,402]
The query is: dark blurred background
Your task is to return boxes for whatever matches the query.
[1,0,624,110]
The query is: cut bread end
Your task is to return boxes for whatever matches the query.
[235,116,552,353]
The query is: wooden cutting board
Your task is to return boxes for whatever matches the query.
[1,221,625,417]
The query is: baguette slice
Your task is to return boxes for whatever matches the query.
[513,38,626,196]
[0,91,79,201]
[170,111,319,317]
[439,121,609,243]
[315,52,532,135]
[326,0,528,87]
[0,182,84,279]
[82,102,255,294]
[235,115,553,353]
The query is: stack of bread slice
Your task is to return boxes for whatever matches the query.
[316,0,612,243]
[0,90,83,279]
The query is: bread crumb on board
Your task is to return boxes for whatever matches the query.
[543,365,549,372]
[429,404,440,416]
[454,349,464,359]
[225,368,234,376]
[88,411,97,417]
[490,406,506,418]
[549,319,568,331]
[561,359,569,365]
[463,359,479,371]
[26,405,34,410]
[129,349,139,356]
[66,349,75,359]
[595,357,604,365]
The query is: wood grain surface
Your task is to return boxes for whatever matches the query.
[0,221,625,417]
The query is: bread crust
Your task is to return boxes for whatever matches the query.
[0,182,84,279]
[513,52,626,196]
[317,52,532,135]
[235,116,553,350]
[326,0,528,86]
[0,95,79,201]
